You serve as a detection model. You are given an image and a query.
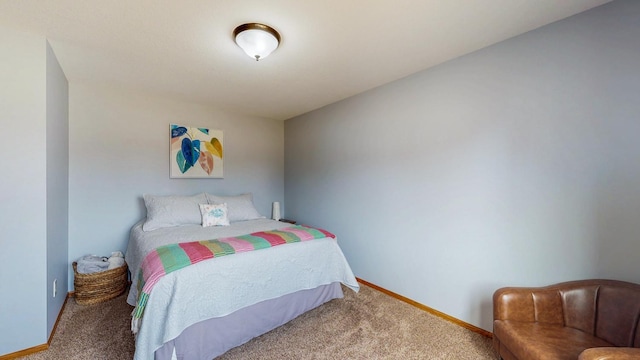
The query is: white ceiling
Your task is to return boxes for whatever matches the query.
[0,0,611,120]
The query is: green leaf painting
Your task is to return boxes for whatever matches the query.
[170,124,224,178]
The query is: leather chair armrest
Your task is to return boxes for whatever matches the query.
[579,347,640,360]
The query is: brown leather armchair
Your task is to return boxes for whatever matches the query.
[493,279,640,360]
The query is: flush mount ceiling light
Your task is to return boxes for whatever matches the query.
[233,23,281,61]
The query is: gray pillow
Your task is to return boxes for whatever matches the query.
[142,193,208,231]
[206,193,264,223]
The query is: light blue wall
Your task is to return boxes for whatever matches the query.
[68,82,284,287]
[46,41,69,336]
[0,28,48,354]
[285,0,640,331]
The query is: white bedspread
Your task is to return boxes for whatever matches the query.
[125,219,359,360]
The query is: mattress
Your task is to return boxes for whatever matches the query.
[125,219,359,360]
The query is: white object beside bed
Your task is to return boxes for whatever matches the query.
[125,218,359,360]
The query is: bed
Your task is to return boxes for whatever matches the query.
[125,193,359,360]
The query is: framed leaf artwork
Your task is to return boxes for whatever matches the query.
[170,124,224,178]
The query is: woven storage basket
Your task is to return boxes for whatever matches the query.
[72,261,128,305]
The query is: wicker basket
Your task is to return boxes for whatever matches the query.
[72,261,128,305]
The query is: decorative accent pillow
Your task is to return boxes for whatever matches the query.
[205,193,264,223]
[199,203,230,227]
[142,193,208,231]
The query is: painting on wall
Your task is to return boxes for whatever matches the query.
[170,124,224,178]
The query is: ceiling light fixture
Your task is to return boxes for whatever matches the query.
[233,23,281,61]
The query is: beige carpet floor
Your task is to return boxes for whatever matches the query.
[20,284,497,359]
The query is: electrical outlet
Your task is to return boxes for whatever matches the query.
[53,279,57,298]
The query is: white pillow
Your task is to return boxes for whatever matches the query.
[142,193,208,231]
[206,193,264,223]
[199,203,230,227]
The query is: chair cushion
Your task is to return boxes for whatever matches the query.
[494,320,613,360]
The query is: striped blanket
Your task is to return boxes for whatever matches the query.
[131,225,335,328]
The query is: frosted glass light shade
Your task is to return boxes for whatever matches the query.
[233,23,281,61]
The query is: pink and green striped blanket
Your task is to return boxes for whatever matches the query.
[132,225,335,321]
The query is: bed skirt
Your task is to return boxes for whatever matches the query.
[154,282,344,360]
